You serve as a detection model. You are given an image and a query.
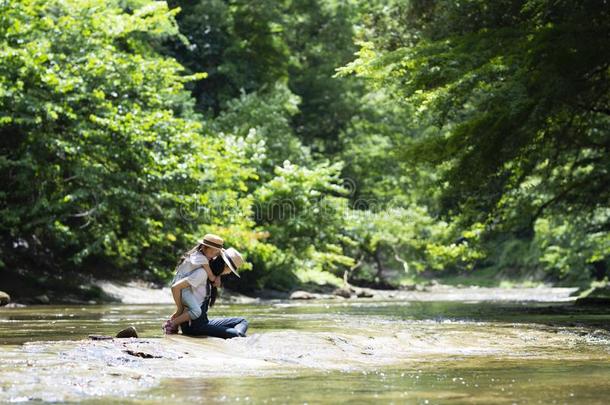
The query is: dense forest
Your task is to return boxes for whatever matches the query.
[1,0,608,295]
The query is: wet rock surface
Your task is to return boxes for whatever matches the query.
[2,302,26,308]
[1,324,609,403]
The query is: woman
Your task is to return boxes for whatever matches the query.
[177,247,249,339]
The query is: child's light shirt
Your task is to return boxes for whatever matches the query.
[175,252,210,305]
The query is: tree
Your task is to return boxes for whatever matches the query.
[341,0,610,279]
[0,0,255,280]
[164,0,291,113]
[283,0,363,153]
[250,161,354,288]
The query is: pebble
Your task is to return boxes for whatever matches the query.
[116,326,139,338]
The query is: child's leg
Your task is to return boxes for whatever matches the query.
[171,289,202,326]
[171,310,191,326]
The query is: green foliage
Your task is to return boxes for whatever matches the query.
[535,214,610,282]
[166,0,362,152]
[340,0,609,282]
[213,82,309,174]
[0,0,254,280]
[343,0,609,224]
[165,0,291,112]
[283,0,363,152]
[3,0,605,293]
[254,161,354,277]
[0,0,365,290]
[346,207,483,280]
[336,78,480,282]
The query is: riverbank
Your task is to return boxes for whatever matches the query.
[7,273,610,310]
[0,277,581,306]
[93,280,579,304]
[4,260,602,307]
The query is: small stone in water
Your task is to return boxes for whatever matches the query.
[116,326,138,338]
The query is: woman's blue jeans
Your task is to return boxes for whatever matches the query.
[180,299,248,339]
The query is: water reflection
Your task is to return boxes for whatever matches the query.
[148,360,610,404]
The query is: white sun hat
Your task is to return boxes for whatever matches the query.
[220,247,244,278]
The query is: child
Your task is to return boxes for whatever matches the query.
[163,234,224,334]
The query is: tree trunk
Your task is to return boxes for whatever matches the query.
[343,255,363,288]
[374,247,384,282]
[392,245,409,273]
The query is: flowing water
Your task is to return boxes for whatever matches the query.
[1,297,609,403]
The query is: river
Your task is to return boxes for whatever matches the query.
[1,293,609,403]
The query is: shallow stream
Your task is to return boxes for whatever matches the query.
[1,296,609,403]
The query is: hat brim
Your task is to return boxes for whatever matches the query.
[199,240,223,250]
[220,249,241,278]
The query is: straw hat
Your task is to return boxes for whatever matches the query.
[199,234,224,250]
[220,247,244,278]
